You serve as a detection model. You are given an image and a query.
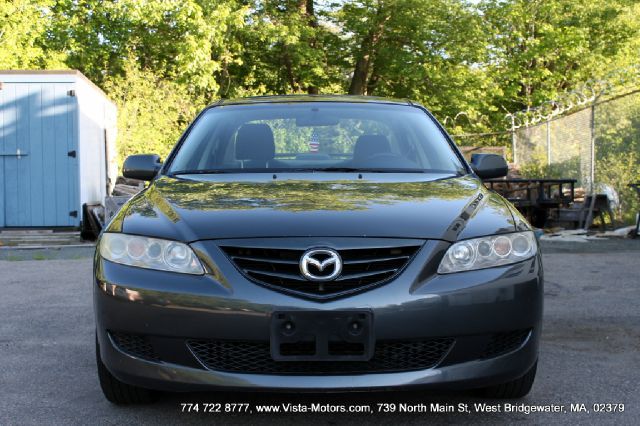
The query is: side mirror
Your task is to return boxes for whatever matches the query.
[122,154,162,181]
[470,153,508,179]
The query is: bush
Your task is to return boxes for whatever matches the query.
[103,61,203,169]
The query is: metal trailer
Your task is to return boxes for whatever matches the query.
[0,70,117,231]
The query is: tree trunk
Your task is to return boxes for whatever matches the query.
[348,10,389,95]
[302,0,319,94]
[366,71,380,95]
[303,0,317,27]
[282,48,298,92]
[349,54,371,95]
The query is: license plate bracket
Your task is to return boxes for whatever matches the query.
[270,310,374,361]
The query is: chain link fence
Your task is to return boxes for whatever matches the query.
[513,91,640,223]
[515,107,593,187]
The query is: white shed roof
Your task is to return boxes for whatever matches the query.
[0,70,113,105]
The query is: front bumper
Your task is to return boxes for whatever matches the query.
[94,239,543,392]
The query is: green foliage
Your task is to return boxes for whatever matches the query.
[221,0,345,96]
[49,0,226,93]
[516,93,640,223]
[594,95,640,223]
[0,0,65,68]
[335,0,494,130]
[4,0,639,140]
[479,0,640,113]
[102,60,201,166]
[519,157,581,181]
[1,0,639,218]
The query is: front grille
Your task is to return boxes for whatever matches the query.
[220,244,422,299]
[482,329,531,358]
[109,331,161,362]
[187,338,454,375]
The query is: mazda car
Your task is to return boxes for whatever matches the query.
[94,95,542,404]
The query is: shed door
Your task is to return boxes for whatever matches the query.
[0,82,78,227]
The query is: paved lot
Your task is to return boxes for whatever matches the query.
[1,243,639,425]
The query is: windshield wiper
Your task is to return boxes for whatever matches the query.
[167,169,251,177]
[308,167,426,173]
[170,169,288,176]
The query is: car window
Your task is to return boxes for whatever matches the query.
[168,102,465,174]
[243,118,396,157]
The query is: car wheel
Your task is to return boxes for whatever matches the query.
[96,335,158,404]
[477,361,537,399]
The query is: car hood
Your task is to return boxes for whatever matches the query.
[107,174,519,242]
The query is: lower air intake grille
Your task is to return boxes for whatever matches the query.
[187,338,454,375]
[109,331,161,362]
[220,243,422,299]
[482,329,531,358]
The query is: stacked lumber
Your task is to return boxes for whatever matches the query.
[112,176,145,196]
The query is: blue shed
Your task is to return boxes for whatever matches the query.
[0,70,117,228]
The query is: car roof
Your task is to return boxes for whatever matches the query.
[215,94,416,107]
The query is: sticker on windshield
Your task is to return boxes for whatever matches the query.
[309,130,320,153]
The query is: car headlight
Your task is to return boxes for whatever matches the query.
[99,233,204,275]
[438,231,537,274]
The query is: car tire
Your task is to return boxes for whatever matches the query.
[96,335,158,404]
[477,360,537,399]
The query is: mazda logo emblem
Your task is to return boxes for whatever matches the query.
[300,248,342,282]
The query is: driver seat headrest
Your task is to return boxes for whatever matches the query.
[353,134,391,162]
[235,124,275,166]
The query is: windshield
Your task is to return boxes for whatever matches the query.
[167,102,466,174]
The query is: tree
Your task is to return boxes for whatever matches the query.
[334,0,494,133]
[2,0,639,162]
[49,0,223,94]
[222,0,344,96]
[0,0,65,68]
[103,60,200,165]
[480,0,640,112]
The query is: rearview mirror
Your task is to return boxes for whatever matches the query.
[470,153,508,179]
[123,154,162,181]
[295,111,340,126]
